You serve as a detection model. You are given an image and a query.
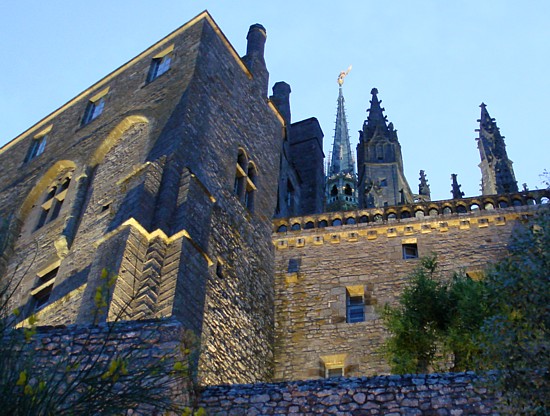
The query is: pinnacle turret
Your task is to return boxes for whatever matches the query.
[418,170,431,201]
[451,173,465,199]
[476,103,518,195]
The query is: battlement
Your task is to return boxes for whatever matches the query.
[273,189,549,233]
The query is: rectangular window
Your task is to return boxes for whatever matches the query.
[147,45,174,82]
[326,366,344,378]
[31,265,59,311]
[402,243,419,259]
[288,258,301,274]
[82,87,109,125]
[24,125,52,162]
[346,294,365,323]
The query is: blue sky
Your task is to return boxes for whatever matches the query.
[1,1,548,201]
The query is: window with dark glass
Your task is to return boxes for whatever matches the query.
[346,293,365,323]
[402,243,419,259]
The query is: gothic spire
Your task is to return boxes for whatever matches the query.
[476,103,518,195]
[418,170,431,200]
[451,173,465,199]
[362,88,390,141]
[328,86,355,176]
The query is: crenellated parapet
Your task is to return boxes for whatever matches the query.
[273,189,549,233]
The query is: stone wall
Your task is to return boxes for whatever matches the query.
[199,372,501,415]
[7,319,191,413]
[272,202,544,381]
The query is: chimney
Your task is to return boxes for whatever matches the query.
[270,82,291,125]
[242,24,269,97]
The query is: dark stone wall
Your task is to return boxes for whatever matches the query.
[199,372,501,415]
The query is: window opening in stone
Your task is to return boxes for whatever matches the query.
[32,266,59,311]
[332,218,342,226]
[234,150,247,198]
[277,225,287,233]
[318,220,328,228]
[82,96,106,125]
[345,217,356,225]
[304,221,314,229]
[402,243,419,259]
[346,292,365,323]
[326,367,344,378]
[245,163,257,212]
[25,135,48,163]
[148,54,172,81]
[288,258,301,274]
[344,184,352,196]
[35,171,73,231]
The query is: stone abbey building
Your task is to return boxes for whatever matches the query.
[0,10,547,397]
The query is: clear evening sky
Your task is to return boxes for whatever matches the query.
[1,1,548,201]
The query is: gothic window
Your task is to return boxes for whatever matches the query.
[286,180,295,213]
[147,45,174,82]
[330,185,338,196]
[245,163,257,212]
[234,149,247,199]
[402,243,419,259]
[35,170,73,231]
[344,184,352,196]
[82,87,109,125]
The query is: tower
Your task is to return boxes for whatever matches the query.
[326,68,358,211]
[357,88,413,208]
[476,103,518,195]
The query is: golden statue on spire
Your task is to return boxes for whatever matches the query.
[337,65,352,86]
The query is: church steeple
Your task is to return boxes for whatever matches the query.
[476,103,518,195]
[357,88,413,208]
[328,87,355,176]
[326,68,358,212]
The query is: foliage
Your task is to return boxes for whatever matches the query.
[0,268,204,415]
[479,209,550,414]
[383,256,490,374]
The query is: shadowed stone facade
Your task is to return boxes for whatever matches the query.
[0,9,547,413]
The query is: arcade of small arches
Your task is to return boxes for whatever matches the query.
[274,190,550,233]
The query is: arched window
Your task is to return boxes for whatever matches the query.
[245,163,257,212]
[35,170,73,231]
[330,185,338,196]
[344,184,352,196]
[234,149,247,199]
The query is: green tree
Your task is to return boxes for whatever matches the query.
[479,209,550,414]
[383,256,489,374]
